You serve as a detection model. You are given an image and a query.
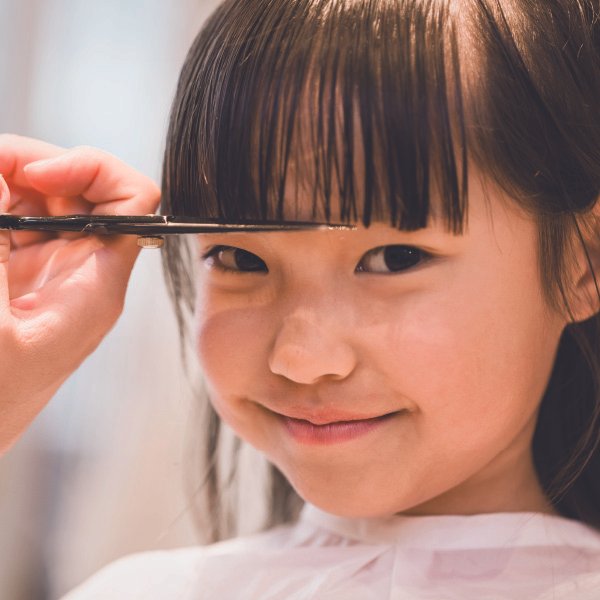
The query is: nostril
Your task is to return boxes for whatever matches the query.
[268,336,357,385]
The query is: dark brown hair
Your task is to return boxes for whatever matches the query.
[160,0,600,542]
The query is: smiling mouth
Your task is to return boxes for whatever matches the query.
[262,404,410,427]
[278,411,402,445]
[271,408,403,427]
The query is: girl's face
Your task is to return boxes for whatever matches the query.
[194,170,567,518]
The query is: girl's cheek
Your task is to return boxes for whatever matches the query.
[360,290,457,361]
[364,292,482,420]
[194,303,277,454]
[195,302,272,390]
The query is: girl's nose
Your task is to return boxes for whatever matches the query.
[267,313,357,384]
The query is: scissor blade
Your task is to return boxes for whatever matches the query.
[0,214,355,234]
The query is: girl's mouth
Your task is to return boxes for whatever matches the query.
[280,412,400,445]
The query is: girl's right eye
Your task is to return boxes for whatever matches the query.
[201,245,268,274]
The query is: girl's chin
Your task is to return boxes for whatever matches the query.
[278,475,409,518]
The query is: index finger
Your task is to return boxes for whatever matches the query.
[0,134,65,187]
[23,145,161,216]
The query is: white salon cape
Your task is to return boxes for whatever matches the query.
[62,502,600,599]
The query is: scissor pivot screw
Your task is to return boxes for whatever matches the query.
[137,236,164,249]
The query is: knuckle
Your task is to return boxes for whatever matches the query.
[145,183,161,205]
[69,145,116,168]
[69,144,102,160]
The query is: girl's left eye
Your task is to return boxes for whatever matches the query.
[355,245,431,274]
[202,246,268,274]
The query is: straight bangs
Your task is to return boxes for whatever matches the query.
[162,0,469,234]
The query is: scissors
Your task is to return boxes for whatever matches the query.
[0,214,356,249]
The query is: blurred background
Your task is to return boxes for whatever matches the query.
[0,1,252,598]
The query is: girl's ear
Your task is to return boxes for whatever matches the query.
[568,196,600,323]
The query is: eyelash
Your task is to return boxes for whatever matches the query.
[201,245,434,275]
[201,246,268,275]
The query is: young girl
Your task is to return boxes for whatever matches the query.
[1,0,600,598]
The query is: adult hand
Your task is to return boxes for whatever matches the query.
[0,134,160,455]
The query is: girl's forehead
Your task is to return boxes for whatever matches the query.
[278,151,460,231]
[278,183,446,230]
[246,72,469,233]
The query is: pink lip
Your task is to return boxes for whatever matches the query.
[280,412,398,445]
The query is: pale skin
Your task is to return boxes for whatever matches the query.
[0,134,160,456]
[194,169,600,519]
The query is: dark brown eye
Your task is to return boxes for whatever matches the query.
[356,245,428,273]
[203,246,267,273]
